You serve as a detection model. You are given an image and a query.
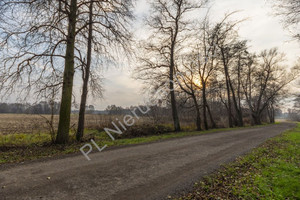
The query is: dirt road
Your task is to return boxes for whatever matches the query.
[0,123,295,200]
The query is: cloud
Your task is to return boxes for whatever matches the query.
[91,0,299,109]
[91,67,144,110]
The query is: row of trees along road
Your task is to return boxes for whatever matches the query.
[0,0,299,143]
[135,1,300,130]
[0,0,134,143]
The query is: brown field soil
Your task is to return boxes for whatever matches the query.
[0,114,178,135]
[0,114,127,135]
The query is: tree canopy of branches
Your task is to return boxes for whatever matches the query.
[0,0,135,143]
[171,12,299,129]
[75,0,134,141]
[241,48,297,124]
[272,0,300,41]
[0,0,79,143]
[136,0,208,131]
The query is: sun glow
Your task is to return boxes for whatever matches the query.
[193,78,203,88]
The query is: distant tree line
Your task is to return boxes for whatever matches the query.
[0,102,60,114]
[0,102,98,115]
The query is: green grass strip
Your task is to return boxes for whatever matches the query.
[175,123,300,200]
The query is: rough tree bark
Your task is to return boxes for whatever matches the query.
[206,104,216,128]
[202,82,209,130]
[56,0,78,144]
[76,0,93,141]
[192,94,202,131]
[170,12,181,132]
[221,49,234,128]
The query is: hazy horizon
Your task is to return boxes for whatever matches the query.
[3,0,300,110]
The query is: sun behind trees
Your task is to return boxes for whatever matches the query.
[136,7,299,129]
[136,0,209,132]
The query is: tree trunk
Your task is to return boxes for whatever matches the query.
[76,0,93,141]
[56,0,78,144]
[237,110,244,126]
[236,58,244,127]
[267,104,275,123]
[225,78,233,127]
[221,49,233,128]
[228,80,244,127]
[234,117,239,126]
[271,108,275,123]
[252,113,262,125]
[206,104,216,128]
[202,83,208,130]
[169,22,180,132]
[192,94,202,131]
[170,65,181,131]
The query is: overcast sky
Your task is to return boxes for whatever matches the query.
[5,0,297,109]
[83,0,299,110]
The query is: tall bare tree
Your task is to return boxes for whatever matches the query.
[242,48,298,124]
[0,0,79,143]
[136,0,208,131]
[75,0,134,141]
[56,0,78,144]
[207,12,244,127]
[176,56,202,131]
[0,0,134,143]
[193,18,219,129]
[76,0,94,141]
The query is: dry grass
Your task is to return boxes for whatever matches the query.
[0,114,167,135]
[0,114,123,135]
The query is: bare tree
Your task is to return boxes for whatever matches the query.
[76,0,94,141]
[176,56,202,131]
[75,0,134,141]
[193,18,219,129]
[56,0,78,144]
[207,12,245,127]
[0,1,66,99]
[218,40,249,127]
[0,0,79,144]
[242,48,298,124]
[136,0,208,131]
[0,0,134,143]
[271,0,300,41]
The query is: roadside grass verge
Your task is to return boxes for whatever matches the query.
[0,123,275,165]
[174,123,300,200]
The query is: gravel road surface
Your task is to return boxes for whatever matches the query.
[0,123,295,200]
